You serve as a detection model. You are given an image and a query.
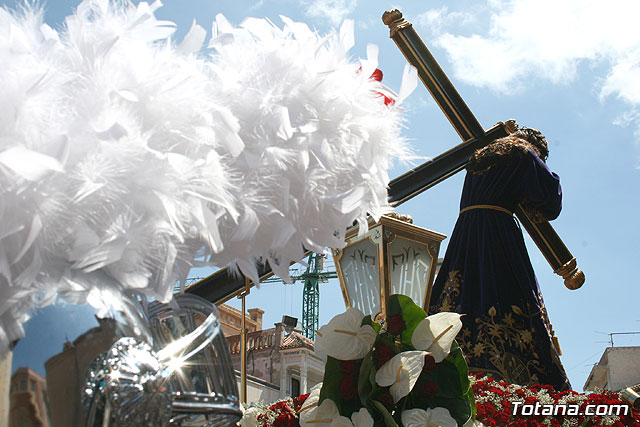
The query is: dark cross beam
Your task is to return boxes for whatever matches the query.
[186,11,584,305]
[382,9,584,290]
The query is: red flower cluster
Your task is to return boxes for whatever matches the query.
[339,374,358,400]
[414,379,439,400]
[423,354,436,374]
[387,314,404,335]
[292,394,309,412]
[472,373,640,427]
[242,375,640,426]
[253,396,310,427]
[373,343,393,368]
[338,359,360,400]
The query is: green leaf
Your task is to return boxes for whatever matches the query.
[371,400,399,427]
[358,351,375,407]
[361,314,381,334]
[386,294,427,347]
[319,356,343,407]
[319,356,365,418]
[445,341,471,392]
[406,341,475,425]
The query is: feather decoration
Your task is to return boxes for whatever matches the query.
[0,0,416,353]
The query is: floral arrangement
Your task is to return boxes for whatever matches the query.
[239,374,640,426]
[296,294,473,426]
[472,374,640,427]
[240,395,310,426]
[237,294,640,426]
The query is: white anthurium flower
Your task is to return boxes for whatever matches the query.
[401,407,458,427]
[299,397,340,427]
[314,307,377,360]
[411,312,463,362]
[239,406,259,427]
[375,350,427,403]
[328,416,353,427]
[299,382,323,416]
[314,324,329,361]
[326,407,374,427]
[299,384,344,427]
[349,407,374,427]
[464,420,487,427]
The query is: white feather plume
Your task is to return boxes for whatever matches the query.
[0,0,415,352]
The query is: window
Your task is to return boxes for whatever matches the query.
[19,380,26,392]
[30,381,35,392]
[291,377,300,398]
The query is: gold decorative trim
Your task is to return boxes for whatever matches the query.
[554,257,585,290]
[379,215,446,242]
[459,204,513,216]
[382,9,412,38]
[385,212,413,224]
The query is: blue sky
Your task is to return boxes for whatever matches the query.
[4,0,640,392]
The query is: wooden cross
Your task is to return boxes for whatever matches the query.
[382,9,584,290]
[187,10,584,304]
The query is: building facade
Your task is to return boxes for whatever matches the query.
[220,304,325,405]
[9,367,50,427]
[584,346,640,392]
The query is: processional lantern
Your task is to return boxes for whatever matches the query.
[333,214,445,321]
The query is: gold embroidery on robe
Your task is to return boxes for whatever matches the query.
[457,303,545,386]
[429,270,462,314]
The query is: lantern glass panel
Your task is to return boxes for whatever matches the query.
[339,237,381,316]
[387,236,432,308]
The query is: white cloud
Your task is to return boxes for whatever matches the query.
[301,0,358,27]
[414,6,475,37]
[426,0,640,149]
[601,48,640,105]
[431,0,640,95]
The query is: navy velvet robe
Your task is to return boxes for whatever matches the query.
[428,148,571,390]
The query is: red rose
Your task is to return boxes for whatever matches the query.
[415,380,438,400]
[374,344,394,368]
[387,314,404,335]
[476,402,497,419]
[339,359,359,374]
[338,374,358,401]
[273,412,296,427]
[475,404,487,420]
[483,402,497,416]
[422,354,436,374]
[376,391,394,411]
[507,420,527,427]
[493,410,511,426]
[293,393,309,412]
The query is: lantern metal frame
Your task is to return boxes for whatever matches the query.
[332,214,446,321]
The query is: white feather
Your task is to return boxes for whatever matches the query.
[0,0,415,354]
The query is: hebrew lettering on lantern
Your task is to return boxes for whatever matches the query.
[389,243,431,303]
[341,245,380,316]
